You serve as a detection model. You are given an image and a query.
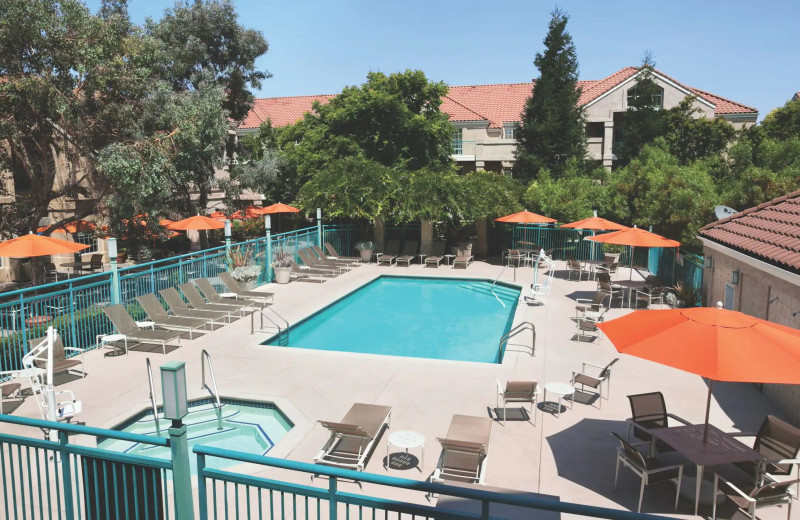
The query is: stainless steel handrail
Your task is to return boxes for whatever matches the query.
[498,321,536,357]
[146,358,161,436]
[201,350,223,431]
[250,307,289,341]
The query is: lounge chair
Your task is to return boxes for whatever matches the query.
[425,240,447,267]
[376,239,400,266]
[178,283,247,317]
[311,245,357,269]
[314,403,392,471]
[136,294,209,339]
[195,278,260,310]
[159,287,231,324]
[1,382,22,413]
[102,304,182,355]
[29,332,85,378]
[324,242,362,264]
[290,259,330,282]
[431,415,492,484]
[452,243,474,269]
[298,248,341,275]
[394,239,419,267]
[218,271,275,303]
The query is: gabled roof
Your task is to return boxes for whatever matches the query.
[699,191,800,271]
[793,92,800,102]
[240,67,757,130]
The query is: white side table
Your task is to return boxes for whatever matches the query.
[544,382,574,418]
[97,333,128,354]
[444,254,455,265]
[386,430,425,471]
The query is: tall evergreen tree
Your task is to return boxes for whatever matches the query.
[513,9,585,182]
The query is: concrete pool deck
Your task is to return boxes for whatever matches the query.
[2,259,791,519]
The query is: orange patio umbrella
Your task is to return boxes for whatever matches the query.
[561,212,628,261]
[166,215,225,231]
[36,220,96,235]
[585,226,680,279]
[0,232,90,258]
[598,303,800,441]
[258,202,300,215]
[494,210,556,224]
[230,206,264,220]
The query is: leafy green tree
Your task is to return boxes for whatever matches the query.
[760,99,800,141]
[613,55,667,167]
[605,139,717,247]
[279,70,454,203]
[394,168,461,224]
[458,171,523,222]
[147,0,270,120]
[0,0,155,236]
[221,121,282,207]
[663,97,736,165]
[524,159,606,222]
[513,8,585,181]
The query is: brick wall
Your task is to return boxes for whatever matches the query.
[702,245,800,425]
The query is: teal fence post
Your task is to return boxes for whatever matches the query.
[317,208,323,248]
[265,215,273,283]
[108,238,121,305]
[328,476,338,520]
[197,452,208,520]
[59,430,76,520]
[161,361,195,520]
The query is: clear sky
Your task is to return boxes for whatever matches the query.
[88,0,799,119]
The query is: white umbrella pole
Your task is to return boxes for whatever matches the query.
[703,380,713,443]
[630,246,634,280]
[45,326,58,441]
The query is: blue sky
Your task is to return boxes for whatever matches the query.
[89,1,798,119]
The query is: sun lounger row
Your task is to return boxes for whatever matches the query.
[375,239,474,268]
[314,403,492,484]
[291,244,365,282]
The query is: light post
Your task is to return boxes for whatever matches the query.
[160,361,195,520]
[316,208,323,248]
[107,237,121,305]
[224,219,232,270]
[265,215,272,282]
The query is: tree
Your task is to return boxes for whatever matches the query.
[459,171,522,222]
[663,97,736,165]
[0,0,156,237]
[524,159,606,222]
[220,121,282,207]
[280,70,454,203]
[513,8,585,182]
[613,54,667,167]
[761,99,800,141]
[147,0,270,121]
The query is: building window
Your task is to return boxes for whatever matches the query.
[503,126,516,140]
[626,84,663,108]
[723,283,735,310]
[586,122,604,138]
[451,129,463,154]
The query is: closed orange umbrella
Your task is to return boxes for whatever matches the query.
[166,215,225,231]
[585,226,680,279]
[0,233,90,257]
[494,210,556,224]
[598,304,800,441]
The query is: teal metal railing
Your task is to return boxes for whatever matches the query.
[323,225,361,257]
[194,445,671,520]
[0,414,176,520]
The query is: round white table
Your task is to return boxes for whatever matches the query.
[96,333,128,354]
[444,254,456,265]
[544,382,574,418]
[386,430,425,471]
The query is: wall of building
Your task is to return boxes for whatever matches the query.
[702,242,800,425]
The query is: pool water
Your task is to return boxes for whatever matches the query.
[98,399,293,474]
[265,276,520,363]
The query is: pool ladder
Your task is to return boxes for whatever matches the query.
[250,307,290,346]
[201,350,223,431]
[498,321,535,358]
[145,358,161,437]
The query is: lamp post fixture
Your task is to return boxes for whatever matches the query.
[160,361,195,520]
[316,208,323,248]
[224,219,232,270]
[265,215,272,283]
[107,237,121,304]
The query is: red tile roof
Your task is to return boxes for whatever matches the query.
[241,67,756,129]
[699,190,800,271]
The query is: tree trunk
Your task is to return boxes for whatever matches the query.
[198,185,210,250]
[374,217,386,250]
[475,218,488,256]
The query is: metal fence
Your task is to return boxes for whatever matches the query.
[194,445,669,520]
[323,225,361,257]
[0,414,176,520]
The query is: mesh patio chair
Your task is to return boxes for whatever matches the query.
[611,432,684,513]
[425,240,447,267]
[596,262,619,278]
[376,239,401,266]
[29,332,85,378]
[102,304,182,355]
[713,473,799,520]
[575,292,610,319]
[571,358,618,408]
[574,311,606,342]
[395,240,419,267]
[431,415,493,485]
[495,380,538,426]
[137,294,209,339]
[598,281,625,308]
[733,415,800,486]
[324,242,362,264]
[566,258,588,281]
[626,391,691,454]
[505,249,525,267]
[635,286,665,309]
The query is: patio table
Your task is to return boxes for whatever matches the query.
[61,261,90,274]
[612,280,647,308]
[581,259,606,279]
[648,423,763,516]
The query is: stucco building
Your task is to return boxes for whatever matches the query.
[239,66,758,172]
[698,191,800,424]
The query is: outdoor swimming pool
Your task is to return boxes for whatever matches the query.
[98,398,293,474]
[264,276,520,363]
